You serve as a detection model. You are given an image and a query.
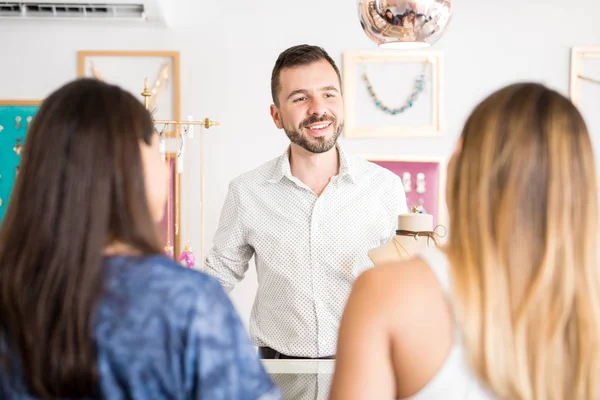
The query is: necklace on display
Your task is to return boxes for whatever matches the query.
[362,62,427,115]
[392,238,411,259]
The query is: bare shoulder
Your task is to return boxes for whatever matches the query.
[333,256,455,399]
[348,257,455,396]
[354,258,447,315]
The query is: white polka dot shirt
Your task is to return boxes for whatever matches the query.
[204,144,407,357]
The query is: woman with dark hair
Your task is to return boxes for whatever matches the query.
[0,78,280,400]
[384,8,401,25]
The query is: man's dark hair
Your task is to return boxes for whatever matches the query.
[270,44,342,107]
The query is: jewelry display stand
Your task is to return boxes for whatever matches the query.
[368,207,442,265]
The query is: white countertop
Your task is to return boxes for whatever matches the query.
[262,360,335,399]
[262,359,335,374]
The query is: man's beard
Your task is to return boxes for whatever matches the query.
[283,114,343,154]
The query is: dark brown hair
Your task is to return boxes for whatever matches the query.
[0,78,164,397]
[270,44,342,107]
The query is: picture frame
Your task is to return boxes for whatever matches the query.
[569,46,600,189]
[0,100,41,225]
[77,50,183,255]
[342,51,444,138]
[357,153,447,228]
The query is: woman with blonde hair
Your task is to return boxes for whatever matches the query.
[329,82,600,400]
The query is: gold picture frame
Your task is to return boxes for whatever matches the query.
[342,50,444,138]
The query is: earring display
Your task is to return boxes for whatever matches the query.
[359,154,444,226]
[13,138,22,156]
[0,101,39,223]
[402,171,412,193]
[416,172,426,193]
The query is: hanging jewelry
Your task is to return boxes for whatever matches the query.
[402,172,412,193]
[13,138,22,156]
[0,125,4,132]
[362,61,427,115]
[15,116,21,129]
[416,172,426,193]
[164,151,174,258]
[178,124,196,268]
[392,237,411,259]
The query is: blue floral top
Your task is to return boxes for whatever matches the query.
[0,255,281,400]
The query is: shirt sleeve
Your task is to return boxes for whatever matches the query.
[396,173,409,214]
[385,173,408,242]
[204,181,255,293]
[184,278,281,400]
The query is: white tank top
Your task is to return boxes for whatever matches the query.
[403,246,496,400]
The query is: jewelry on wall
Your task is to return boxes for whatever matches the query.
[15,116,21,129]
[178,124,196,268]
[416,172,426,193]
[138,78,219,263]
[362,61,428,115]
[0,125,4,132]
[13,138,22,156]
[402,172,412,193]
[164,160,174,259]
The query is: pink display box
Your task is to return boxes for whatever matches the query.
[367,157,443,227]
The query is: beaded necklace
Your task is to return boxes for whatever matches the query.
[362,63,427,115]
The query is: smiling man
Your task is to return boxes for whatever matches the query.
[204,44,408,359]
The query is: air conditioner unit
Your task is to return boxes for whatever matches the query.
[0,0,171,25]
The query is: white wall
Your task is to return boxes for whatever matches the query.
[1,0,600,325]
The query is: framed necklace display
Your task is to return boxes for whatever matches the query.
[0,100,41,225]
[342,51,444,138]
[357,153,446,227]
[570,46,600,185]
[78,50,183,255]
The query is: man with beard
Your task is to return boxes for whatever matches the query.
[204,45,407,359]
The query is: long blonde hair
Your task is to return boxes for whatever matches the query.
[446,83,600,399]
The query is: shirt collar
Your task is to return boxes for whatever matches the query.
[268,142,356,184]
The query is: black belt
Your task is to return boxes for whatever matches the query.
[259,346,335,360]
